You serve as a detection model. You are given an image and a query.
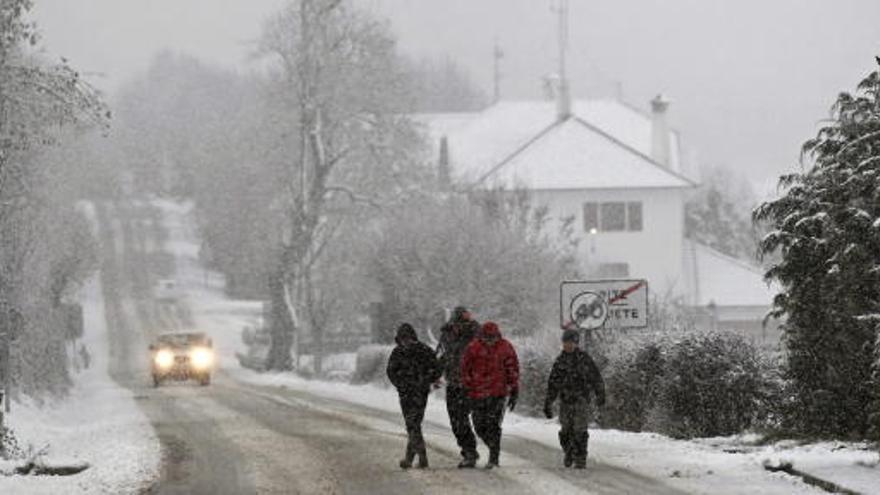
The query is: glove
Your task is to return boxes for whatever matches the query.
[508,389,518,412]
[543,402,554,419]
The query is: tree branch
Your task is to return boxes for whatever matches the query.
[324,185,382,209]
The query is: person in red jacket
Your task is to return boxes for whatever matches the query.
[460,321,519,469]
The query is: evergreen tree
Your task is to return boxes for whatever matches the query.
[754,57,880,438]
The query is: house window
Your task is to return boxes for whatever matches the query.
[584,201,643,232]
[627,202,643,231]
[600,202,626,231]
[583,203,599,232]
[596,262,630,278]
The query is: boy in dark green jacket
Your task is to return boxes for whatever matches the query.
[544,329,605,469]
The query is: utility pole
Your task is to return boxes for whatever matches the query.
[1,327,6,429]
[493,38,504,104]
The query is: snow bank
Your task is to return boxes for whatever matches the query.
[0,275,161,494]
[701,436,880,495]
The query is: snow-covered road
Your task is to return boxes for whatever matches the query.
[101,199,687,494]
[56,197,876,495]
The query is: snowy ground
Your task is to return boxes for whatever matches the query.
[232,370,880,495]
[153,198,880,495]
[15,197,875,494]
[0,275,161,494]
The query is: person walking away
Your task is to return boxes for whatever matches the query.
[543,329,605,469]
[387,323,442,469]
[461,321,519,470]
[435,306,481,468]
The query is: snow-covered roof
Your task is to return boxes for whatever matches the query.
[685,241,778,308]
[479,118,694,190]
[415,99,692,190]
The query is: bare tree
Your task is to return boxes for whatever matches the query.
[259,0,423,372]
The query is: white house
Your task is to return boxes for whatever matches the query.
[416,96,781,345]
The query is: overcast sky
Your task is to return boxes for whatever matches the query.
[31,0,880,192]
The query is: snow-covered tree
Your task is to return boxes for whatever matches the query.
[754,57,880,438]
[686,164,761,262]
[371,188,579,341]
[1,0,106,401]
[259,0,425,372]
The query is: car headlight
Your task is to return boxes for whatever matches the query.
[190,347,214,370]
[155,349,174,369]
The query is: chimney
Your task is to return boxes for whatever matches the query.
[557,78,572,122]
[650,94,671,168]
[438,136,451,190]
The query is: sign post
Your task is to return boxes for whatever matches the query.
[560,279,649,346]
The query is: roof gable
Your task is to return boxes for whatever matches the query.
[416,99,693,190]
[478,118,693,190]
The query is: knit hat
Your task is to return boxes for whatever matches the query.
[481,321,501,338]
[395,323,417,344]
[562,329,580,343]
[452,306,469,321]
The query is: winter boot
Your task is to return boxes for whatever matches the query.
[399,445,415,469]
[416,447,429,469]
[484,449,500,470]
[559,431,573,468]
[457,450,478,469]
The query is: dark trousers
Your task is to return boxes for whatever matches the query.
[446,385,477,458]
[472,396,506,461]
[559,397,591,466]
[400,390,429,461]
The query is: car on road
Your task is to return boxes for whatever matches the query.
[149,332,215,387]
[155,278,181,303]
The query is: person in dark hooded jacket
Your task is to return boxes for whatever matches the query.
[544,329,605,469]
[435,306,481,467]
[386,323,442,469]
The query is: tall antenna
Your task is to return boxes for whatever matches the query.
[554,0,571,120]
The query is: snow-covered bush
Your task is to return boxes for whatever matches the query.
[601,341,665,432]
[350,345,393,386]
[598,330,780,438]
[0,426,22,460]
[654,332,767,439]
[868,326,880,443]
[514,333,558,416]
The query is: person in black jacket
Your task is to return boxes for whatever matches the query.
[435,306,481,468]
[387,323,442,469]
[544,329,606,469]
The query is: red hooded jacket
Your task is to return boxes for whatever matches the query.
[461,321,520,399]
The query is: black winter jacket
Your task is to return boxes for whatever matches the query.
[546,349,606,406]
[436,318,480,387]
[387,341,442,396]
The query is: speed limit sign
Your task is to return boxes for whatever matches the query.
[560,279,648,330]
[569,291,608,329]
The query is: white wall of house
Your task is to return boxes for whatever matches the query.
[531,187,688,298]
